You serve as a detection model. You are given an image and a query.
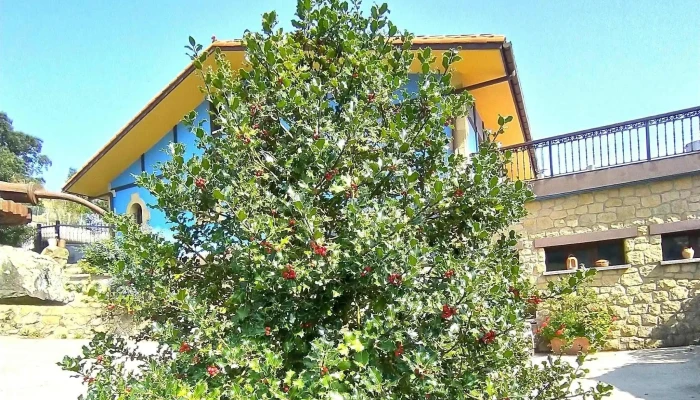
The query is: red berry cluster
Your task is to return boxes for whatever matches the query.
[260,240,274,254]
[480,330,497,345]
[387,164,398,172]
[96,355,104,364]
[179,342,192,353]
[282,264,296,280]
[367,92,376,102]
[238,135,251,144]
[310,241,328,257]
[441,304,457,319]
[195,177,206,189]
[313,130,321,140]
[453,188,464,198]
[444,117,454,127]
[346,182,359,198]
[444,269,455,279]
[508,286,520,299]
[320,366,329,376]
[527,295,543,305]
[255,170,264,177]
[324,168,339,181]
[288,219,296,227]
[207,365,219,377]
[394,343,404,357]
[106,304,116,311]
[265,326,271,336]
[249,105,259,115]
[414,368,425,379]
[300,321,313,329]
[387,273,402,286]
[360,266,372,277]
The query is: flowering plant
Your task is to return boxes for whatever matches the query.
[538,288,616,350]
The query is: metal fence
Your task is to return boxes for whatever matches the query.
[502,106,700,181]
[34,221,112,264]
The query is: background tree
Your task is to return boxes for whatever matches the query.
[61,1,611,398]
[33,168,107,225]
[0,112,51,246]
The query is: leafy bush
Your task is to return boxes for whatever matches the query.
[78,238,129,274]
[60,1,611,399]
[538,288,616,350]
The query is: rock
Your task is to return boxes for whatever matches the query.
[0,246,73,304]
[40,245,69,267]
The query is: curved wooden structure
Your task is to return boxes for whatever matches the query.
[0,181,106,225]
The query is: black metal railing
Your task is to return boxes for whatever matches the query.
[502,106,700,181]
[33,221,112,263]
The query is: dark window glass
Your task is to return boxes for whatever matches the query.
[662,230,700,261]
[544,240,625,271]
[129,203,143,225]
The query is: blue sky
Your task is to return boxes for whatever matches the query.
[1,0,698,191]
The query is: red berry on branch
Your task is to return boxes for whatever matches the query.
[207,365,219,377]
[96,355,104,363]
[283,385,290,393]
[453,189,464,198]
[106,304,116,311]
[368,93,375,102]
[313,131,320,140]
[195,177,206,189]
[265,326,271,336]
[255,170,264,177]
[527,295,543,305]
[282,264,296,280]
[394,343,404,357]
[480,330,497,344]
[444,269,455,279]
[508,286,520,299]
[320,366,329,375]
[288,219,296,226]
[179,342,192,353]
[387,273,402,286]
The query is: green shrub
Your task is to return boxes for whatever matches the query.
[538,288,616,350]
[59,1,611,399]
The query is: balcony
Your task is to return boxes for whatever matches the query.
[502,106,700,182]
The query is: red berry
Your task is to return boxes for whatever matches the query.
[368,93,375,102]
[283,385,290,393]
[255,170,263,177]
[195,177,206,189]
[207,365,219,377]
[453,188,464,198]
[441,304,457,319]
[310,241,328,257]
[527,295,543,305]
[352,72,358,78]
[320,366,329,375]
[444,269,455,279]
[313,131,320,140]
[288,219,296,226]
[106,304,116,311]
[387,273,402,286]
[282,264,296,280]
[394,343,404,357]
[265,326,271,336]
[508,286,520,299]
[96,355,104,363]
[480,330,497,345]
[179,342,192,353]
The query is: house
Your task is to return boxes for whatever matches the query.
[63,35,532,235]
[509,105,700,350]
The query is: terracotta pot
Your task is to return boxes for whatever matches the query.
[682,247,695,259]
[566,255,578,270]
[549,337,590,355]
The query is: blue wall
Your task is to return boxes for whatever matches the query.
[109,78,468,233]
[110,101,210,233]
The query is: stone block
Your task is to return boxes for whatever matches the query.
[641,283,657,292]
[681,264,697,273]
[550,210,568,220]
[623,197,641,206]
[536,217,554,230]
[605,198,623,207]
[628,304,648,314]
[604,339,621,351]
[634,292,653,304]
[636,208,652,218]
[579,214,596,226]
[675,177,693,190]
[626,251,645,266]
[675,273,696,280]
[669,286,689,300]
[635,187,652,196]
[598,212,617,223]
[620,325,638,337]
[627,315,642,326]
[627,338,646,350]
[652,203,672,215]
[620,271,643,286]
[40,316,60,326]
[658,279,677,289]
[626,285,641,296]
[636,326,654,338]
[652,291,669,302]
[611,306,629,318]
[579,193,594,205]
[588,203,604,213]
[562,198,579,210]
[650,181,674,194]
[620,187,636,197]
[689,280,700,289]
[664,265,681,273]
[661,301,682,313]
[661,191,680,203]
[641,195,662,208]
[575,205,589,215]
[615,296,633,306]
[671,200,689,213]
[617,206,637,220]
[641,315,658,326]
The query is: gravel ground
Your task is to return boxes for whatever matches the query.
[1,337,698,400]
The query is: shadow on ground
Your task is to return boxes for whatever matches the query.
[591,346,700,399]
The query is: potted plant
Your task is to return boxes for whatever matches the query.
[537,289,615,355]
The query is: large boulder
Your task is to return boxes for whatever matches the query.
[0,246,74,304]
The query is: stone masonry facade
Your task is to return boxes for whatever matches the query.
[514,174,700,350]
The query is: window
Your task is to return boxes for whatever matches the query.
[466,118,479,154]
[129,203,144,225]
[544,240,625,272]
[661,230,700,261]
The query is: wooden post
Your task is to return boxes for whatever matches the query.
[34,224,42,252]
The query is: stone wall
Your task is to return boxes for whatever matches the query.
[514,174,700,350]
[0,274,132,338]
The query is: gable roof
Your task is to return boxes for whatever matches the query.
[64,34,531,197]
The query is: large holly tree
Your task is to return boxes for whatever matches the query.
[61,1,611,399]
